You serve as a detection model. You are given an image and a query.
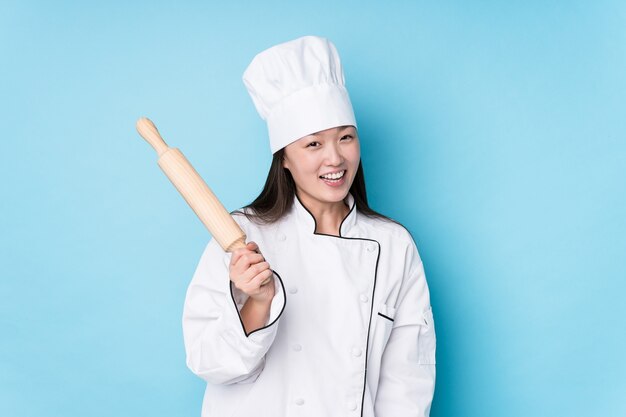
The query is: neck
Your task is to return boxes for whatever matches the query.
[296,191,350,236]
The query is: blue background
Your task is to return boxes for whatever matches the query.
[1,1,625,416]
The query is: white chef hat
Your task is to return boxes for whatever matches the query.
[243,35,357,154]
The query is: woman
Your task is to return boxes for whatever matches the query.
[183,36,436,417]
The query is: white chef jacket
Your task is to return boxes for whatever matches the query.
[183,192,436,417]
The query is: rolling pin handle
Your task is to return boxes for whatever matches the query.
[136,117,170,157]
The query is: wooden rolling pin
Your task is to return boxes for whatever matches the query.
[136,117,271,285]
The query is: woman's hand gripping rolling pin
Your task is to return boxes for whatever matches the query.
[229,242,276,334]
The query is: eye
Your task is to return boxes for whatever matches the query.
[307,141,321,147]
[340,135,354,141]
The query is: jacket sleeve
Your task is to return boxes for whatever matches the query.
[182,237,287,385]
[374,239,436,416]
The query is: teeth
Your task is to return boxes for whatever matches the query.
[320,170,345,180]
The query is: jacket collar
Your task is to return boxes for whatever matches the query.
[292,192,357,237]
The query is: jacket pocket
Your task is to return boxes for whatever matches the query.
[375,303,396,349]
[366,303,398,392]
[418,306,436,365]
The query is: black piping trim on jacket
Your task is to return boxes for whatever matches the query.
[296,193,380,417]
[229,269,287,337]
[378,312,394,322]
[295,193,356,238]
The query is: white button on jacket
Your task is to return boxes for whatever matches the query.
[183,193,436,417]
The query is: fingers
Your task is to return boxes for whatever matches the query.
[229,241,273,291]
[247,265,274,288]
[240,260,270,279]
[230,241,263,267]
[232,252,265,270]
[232,264,273,292]
[258,270,274,287]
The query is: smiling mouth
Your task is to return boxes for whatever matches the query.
[319,170,346,181]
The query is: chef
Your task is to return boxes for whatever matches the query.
[183,35,436,417]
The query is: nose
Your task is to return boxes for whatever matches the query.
[324,141,343,166]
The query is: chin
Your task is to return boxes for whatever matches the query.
[319,187,350,202]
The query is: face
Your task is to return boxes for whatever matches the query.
[282,125,360,208]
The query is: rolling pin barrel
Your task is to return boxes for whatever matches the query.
[136,117,272,286]
[136,117,246,252]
